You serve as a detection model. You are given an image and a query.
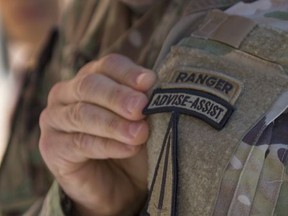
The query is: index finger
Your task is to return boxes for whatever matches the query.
[79,54,157,92]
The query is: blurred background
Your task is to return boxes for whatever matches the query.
[0,0,72,215]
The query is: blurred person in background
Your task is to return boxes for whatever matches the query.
[0,0,70,215]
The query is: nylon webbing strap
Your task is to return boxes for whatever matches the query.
[192,10,257,48]
[192,9,288,67]
[184,0,241,14]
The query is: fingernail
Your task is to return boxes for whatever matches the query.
[136,69,156,86]
[127,95,146,114]
[129,122,143,138]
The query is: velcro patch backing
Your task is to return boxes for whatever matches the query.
[143,88,234,130]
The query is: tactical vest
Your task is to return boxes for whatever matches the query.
[143,9,288,216]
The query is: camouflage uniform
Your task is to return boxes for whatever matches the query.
[14,0,288,215]
[144,2,288,216]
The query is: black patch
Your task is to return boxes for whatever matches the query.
[143,88,234,130]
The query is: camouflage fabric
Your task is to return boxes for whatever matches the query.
[144,6,288,216]
[19,0,288,215]
[0,31,58,216]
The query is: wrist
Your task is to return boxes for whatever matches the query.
[72,190,147,216]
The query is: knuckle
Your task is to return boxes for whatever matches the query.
[121,66,135,82]
[39,132,52,162]
[106,115,120,133]
[100,138,111,158]
[106,84,125,106]
[39,110,46,129]
[39,109,50,130]
[117,60,138,84]
[75,74,92,100]
[78,61,97,76]
[72,133,91,151]
[99,53,122,69]
[47,82,62,105]
[103,54,135,81]
[75,73,102,100]
[68,102,86,128]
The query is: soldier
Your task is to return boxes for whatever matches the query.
[0,0,61,215]
[37,0,288,215]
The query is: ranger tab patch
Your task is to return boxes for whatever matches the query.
[143,88,234,130]
[164,67,243,105]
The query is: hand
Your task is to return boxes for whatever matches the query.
[39,54,156,216]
